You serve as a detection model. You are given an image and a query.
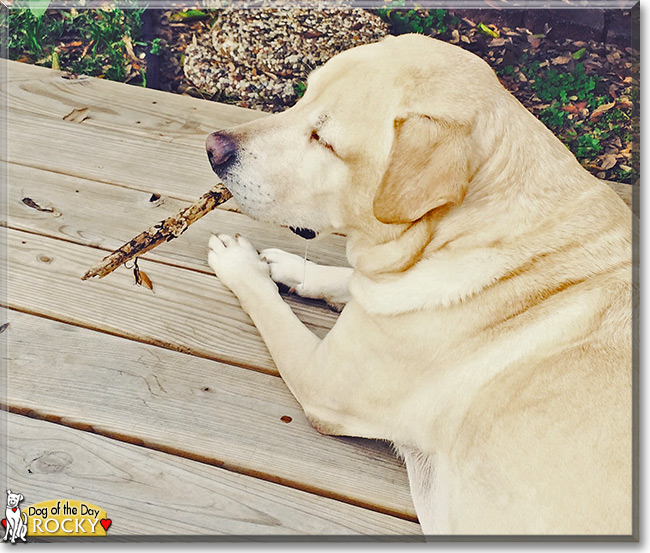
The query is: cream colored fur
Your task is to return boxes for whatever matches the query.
[206,35,633,536]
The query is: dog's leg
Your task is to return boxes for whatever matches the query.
[208,235,385,438]
[260,248,352,310]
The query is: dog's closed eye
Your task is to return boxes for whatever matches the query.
[310,129,336,154]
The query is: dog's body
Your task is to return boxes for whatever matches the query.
[4,490,27,543]
[205,35,633,535]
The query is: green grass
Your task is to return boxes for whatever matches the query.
[4,6,148,84]
[377,1,458,35]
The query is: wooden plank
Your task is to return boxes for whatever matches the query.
[5,60,633,210]
[6,162,350,269]
[7,109,219,203]
[5,311,415,520]
[6,60,266,149]
[5,413,420,536]
[6,228,339,373]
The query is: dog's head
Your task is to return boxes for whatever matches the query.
[206,35,505,239]
[6,490,23,509]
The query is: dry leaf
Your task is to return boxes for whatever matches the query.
[131,258,154,291]
[123,35,139,63]
[551,55,572,65]
[137,269,154,291]
[600,154,618,171]
[590,101,616,120]
[616,98,634,110]
[63,107,90,123]
[488,37,508,47]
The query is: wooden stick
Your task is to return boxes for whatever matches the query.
[81,184,232,281]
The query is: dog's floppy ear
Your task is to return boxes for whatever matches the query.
[19,494,23,502]
[373,115,471,224]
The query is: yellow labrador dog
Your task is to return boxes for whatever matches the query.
[205,34,633,535]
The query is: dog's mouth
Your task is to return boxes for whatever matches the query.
[289,226,318,240]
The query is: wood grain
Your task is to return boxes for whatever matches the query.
[5,311,415,519]
[7,109,219,203]
[7,228,337,373]
[6,413,420,536]
[5,61,633,210]
[6,162,350,269]
[6,60,266,149]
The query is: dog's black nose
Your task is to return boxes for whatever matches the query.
[206,132,238,176]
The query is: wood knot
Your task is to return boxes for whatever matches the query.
[31,451,74,474]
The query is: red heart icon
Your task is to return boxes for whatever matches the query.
[11,508,16,513]
[100,519,111,531]
[1,519,6,528]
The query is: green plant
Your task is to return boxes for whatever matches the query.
[377,1,457,35]
[526,62,599,104]
[294,81,307,98]
[519,61,630,166]
[150,37,163,55]
[539,104,568,128]
[7,6,147,84]
[573,132,603,158]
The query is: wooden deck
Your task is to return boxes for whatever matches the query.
[2,60,422,539]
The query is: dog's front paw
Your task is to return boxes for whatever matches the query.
[208,234,271,295]
[260,248,308,293]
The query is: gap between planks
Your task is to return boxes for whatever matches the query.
[5,309,416,521]
[6,402,417,525]
[7,227,338,375]
[7,412,421,536]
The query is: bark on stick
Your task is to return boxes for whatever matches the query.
[81,184,232,280]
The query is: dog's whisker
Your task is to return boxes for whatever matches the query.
[301,242,309,289]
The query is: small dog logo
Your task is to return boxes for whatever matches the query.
[2,490,27,544]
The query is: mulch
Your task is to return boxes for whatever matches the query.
[148,8,639,184]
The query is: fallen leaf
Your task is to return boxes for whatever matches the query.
[551,55,572,65]
[488,38,508,47]
[599,154,618,171]
[0,322,9,334]
[572,47,586,59]
[81,40,94,59]
[616,98,634,110]
[590,101,616,120]
[123,35,139,63]
[477,23,499,38]
[63,107,90,123]
[169,9,209,22]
